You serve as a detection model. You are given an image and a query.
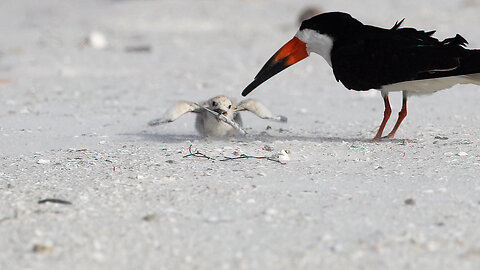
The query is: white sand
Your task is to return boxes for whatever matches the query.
[1,0,480,269]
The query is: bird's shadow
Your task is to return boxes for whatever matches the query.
[125,131,412,144]
[131,133,203,143]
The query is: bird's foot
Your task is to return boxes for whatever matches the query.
[386,132,396,139]
[370,135,397,142]
[371,131,387,142]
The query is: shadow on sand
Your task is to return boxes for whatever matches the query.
[124,132,413,144]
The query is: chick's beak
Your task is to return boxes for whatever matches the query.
[213,109,228,116]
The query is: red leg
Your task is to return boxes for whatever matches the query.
[387,92,407,139]
[372,93,392,141]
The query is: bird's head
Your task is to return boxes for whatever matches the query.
[242,12,362,96]
[209,95,234,117]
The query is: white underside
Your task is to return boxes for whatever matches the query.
[196,111,237,137]
[381,73,480,95]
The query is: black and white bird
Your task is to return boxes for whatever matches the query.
[148,95,287,137]
[242,12,480,140]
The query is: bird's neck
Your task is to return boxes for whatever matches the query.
[296,29,334,67]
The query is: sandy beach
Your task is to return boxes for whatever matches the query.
[1,0,480,269]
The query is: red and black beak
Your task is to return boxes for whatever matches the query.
[242,37,308,96]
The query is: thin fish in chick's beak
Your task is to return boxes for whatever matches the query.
[242,37,309,96]
[213,109,228,116]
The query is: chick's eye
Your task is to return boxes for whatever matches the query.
[212,101,217,107]
[228,105,232,109]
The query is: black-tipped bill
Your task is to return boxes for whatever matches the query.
[242,37,308,96]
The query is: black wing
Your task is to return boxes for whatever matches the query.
[330,24,477,91]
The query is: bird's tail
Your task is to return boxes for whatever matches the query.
[462,50,480,85]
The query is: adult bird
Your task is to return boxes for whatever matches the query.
[242,12,480,140]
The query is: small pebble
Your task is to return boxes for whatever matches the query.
[37,159,50,164]
[246,198,255,204]
[124,45,152,53]
[298,108,308,114]
[330,243,343,253]
[404,198,416,206]
[207,216,219,223]
[457,152,468,156]
[277,150,291,162]
[19,107,30,114]
[32,244,53,254]
[438,187,447,193]
[142,214,158,222]
[85,31,108,49]
[263,145,274,152]
[426,241,439,251]
[265,208,278,216]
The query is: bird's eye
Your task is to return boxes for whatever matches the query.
[212,101,217,107]
[228,105,232,109]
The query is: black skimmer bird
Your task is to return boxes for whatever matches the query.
[242,12,480,140]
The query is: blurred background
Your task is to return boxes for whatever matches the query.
[1,0,480,151]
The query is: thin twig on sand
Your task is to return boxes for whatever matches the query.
[219,154,286,165]
[182,144,285,165]
[183,145,215,160]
